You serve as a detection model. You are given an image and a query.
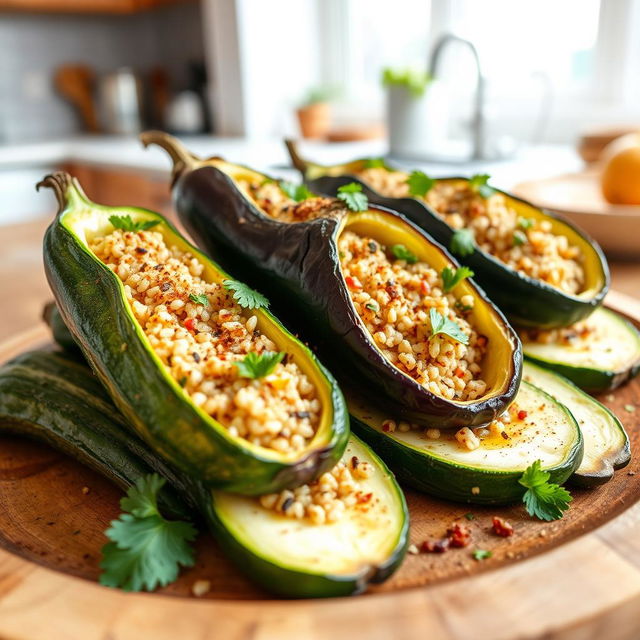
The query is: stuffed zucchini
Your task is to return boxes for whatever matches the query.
[285,142,609,329]
[0,349,408,598]
[520,307,640,392]
[143,131,521,429]
[523,361,630,487]
[348,380,582,505]
[39,172,349,495]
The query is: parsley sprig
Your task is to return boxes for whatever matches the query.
[223,280,269,310]
[406,170,435,197]
[512,230,528,247]
[441,266,474,293]
[337,182,368,212]
[517,217,535,230]
[391,244,418,264]
[109,214,159,233]
[429,308,469,345]
[189,293,209,306]
[279,181,314,202]
[519,460,572,521]
[468,174,496,199]
[100,474,197,592]
[450,229,476,257]
[363,157,386,169]
[236,351,284,379]
[472,549,492,561]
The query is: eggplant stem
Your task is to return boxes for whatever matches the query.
[36,172,86,215]
[284,138,308,175]
[140,130,200,181]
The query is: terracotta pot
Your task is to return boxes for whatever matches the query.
[296,102,331,139]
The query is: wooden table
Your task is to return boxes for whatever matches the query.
[1,218,638,342]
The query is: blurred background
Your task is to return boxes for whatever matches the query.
[0,0,638,336]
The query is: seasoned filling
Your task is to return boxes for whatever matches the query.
[237,178,346,222]
[90,228,320,453]
[519,320,596,347]
[354,167,585,294]
[339,231,488,401]
[259,455,375,525]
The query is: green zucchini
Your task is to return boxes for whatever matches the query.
[39,172,349,495]
[522,361,630,487]
[348,380,583,505]
[43,301,79,353]
[285,142,609,329]
[142,132,522,429]
[0,349,408,598]
[520,307,640,392]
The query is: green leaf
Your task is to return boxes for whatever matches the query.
[337,182,368,212]
[391,244,418,264]
[365,301,379,312]
[518,460,572,521]
[406,171,435,197]
[517,217,535,230]
[223,279,270,310]
[429,308,469,345]
[236,351,285,379]
[279,181,314,202]
[464,513,475,521]
[363,157,386,169]
[109,214,159,233]
[472,549,492,561]
[441,266,474,293]
[120,474,164,518]
[189,293,209,307]
[450,229,475,258]
[468,174,495,199]
[512,230,528,247]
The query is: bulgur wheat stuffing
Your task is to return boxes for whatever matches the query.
[353,167,585,294]
[339,231,488,401]
[519,319,596,347]
[90,227,320,454]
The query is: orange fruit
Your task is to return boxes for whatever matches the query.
[600,132,640,204]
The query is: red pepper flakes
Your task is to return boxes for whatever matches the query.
[421,538,450,554]
[345,276,362,290]
[446,523,472,548]
[517,410,528,421]
[419,280,430,295]
[184,318,197,333]
[454,367,465,379]
[492,516,514,537]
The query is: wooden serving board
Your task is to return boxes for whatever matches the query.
[1,291,640,640]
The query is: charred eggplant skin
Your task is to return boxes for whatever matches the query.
[147,135,521,429]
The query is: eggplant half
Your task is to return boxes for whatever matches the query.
[39,172,349,494]
[285,142,609,329]
[348,379,582,505]
[142,131,522,429]
[0,349,408,598]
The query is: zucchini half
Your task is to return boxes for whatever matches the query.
[0,350,408,598]
[286,142,609,329]
[39,172,349,495]
[523,361,630,487]
[521,307,640,393]
[143,131,521,429]
[348,380,583,505]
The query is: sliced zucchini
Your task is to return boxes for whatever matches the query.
[0,349,408,598]
[521,307,640,392]
[523,361,630,487]
[348,381,583,505]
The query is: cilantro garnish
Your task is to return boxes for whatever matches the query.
[450,229,476,257]
[512,230,528,247]
[279,181,314,202]
[363,158,386,169]
[109,214,159,233]
[391,244,418,264]
[519,460,572,521]
[517,217,535,230]
[189,293,209,306]
[464,513,475,521]
[441,266,474,293]
[406,170,435,197]
[236,351,284,379]
[223,280,269,310]
[468,174,495,199]
[472,549,492,561]
[429,308,469,345]
[337,182,368,212]
[100,474,197,592]
[365,301,379,312]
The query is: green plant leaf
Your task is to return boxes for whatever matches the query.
[189,293,209,307]
[223,280,270,310]
[337,182,368,212]
[468,174,495,199]
[519,460,572,521]
[440,266,474,293]
[450,229,475,258]
[429,308,469,345]
[391,244,418,264]
[406,170,435,197]
[236,351,285,379]
[109,214,159,233]
[279,181,314,202]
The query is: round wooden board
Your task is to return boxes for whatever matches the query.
[1,291,640,640]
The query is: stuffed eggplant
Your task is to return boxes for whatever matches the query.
[285,142,609,329]
[0,349,408,598]
[143,132,521,429]
[39,172,349,495]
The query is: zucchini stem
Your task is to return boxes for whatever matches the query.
[140,130,201,182]
[284,138,309,175]
[37,172,87,215]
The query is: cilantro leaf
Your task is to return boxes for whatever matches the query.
[100,474,197,592]
[472,549,492,561]
[429,308,469,345]
[109,214,159,233]
[512,230,528,247]
[391,244,418,264]
[441,266,474,293]
[337,182,368,212]
[223,279,270,310]
[468,174,495,199]
[407,171,435,197]
[450,229,475,258]
[464,513,475,521]
[236,351,284,379]
[518,460,572,521]
[189,293,209,307]
[279,181,314,202]
[517,217,535,230]
[363,157,386,169]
